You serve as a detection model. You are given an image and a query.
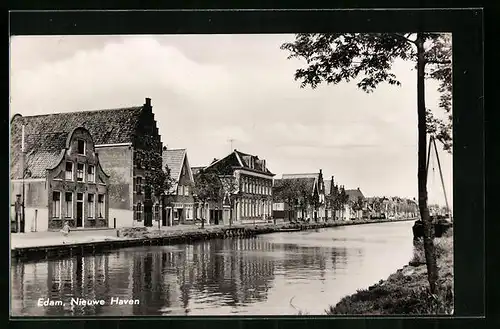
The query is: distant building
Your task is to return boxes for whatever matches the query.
[10,98,164,229]
[273,170,326,222]
[202,150,275,225]
[10,118,110,231]
[344,188,366,220]
[161,148,195,226]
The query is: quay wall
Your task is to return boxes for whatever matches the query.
[11,218,418,262]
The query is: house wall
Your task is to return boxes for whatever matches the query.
[130,103,163,227]
[234,171,273,223]
[11,180,48,232]
[47,128,110,230]
[95,145,133,227]
[168,158,195,225]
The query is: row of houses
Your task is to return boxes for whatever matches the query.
[10,98,418,232]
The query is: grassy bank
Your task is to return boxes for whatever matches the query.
[327,228,454,315]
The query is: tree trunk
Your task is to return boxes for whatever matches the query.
[416,33,439,294]
[201,203,205,229]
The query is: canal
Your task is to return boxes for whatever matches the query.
[11,220,415,316]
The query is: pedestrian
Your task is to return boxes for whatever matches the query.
[60,221,70,236]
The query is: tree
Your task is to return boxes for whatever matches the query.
[192,169,223,229]
[273,179,301,222]
[338,187,349,220]
[352,196,365,220]
[281,33,452,294]
[143,150,176,227]
[296,180,314,221]
[328,184,341,221]
[144,163,176,228]
[219,175,239,226]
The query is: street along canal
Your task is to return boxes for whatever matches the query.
[11,220,414,316]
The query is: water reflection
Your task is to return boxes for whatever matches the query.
[11,221,414,316]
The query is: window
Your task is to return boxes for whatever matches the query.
[135,202,142,221]
[178,185,184,196]
[52,192,61,218]
[65,162,73,180]
[135,177,143,194]
[77,140,85,155]
[88,194,95,218]
[97,194,104,218]
[186,206,193,220]
[77,163,84,182]
[135,152,143,168]
[153,204,160,220]
[64,192,73,218]
[87,165,95,183]
[184,185,189,196]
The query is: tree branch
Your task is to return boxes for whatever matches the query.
[425,59,452,65]
[394,33,416,44]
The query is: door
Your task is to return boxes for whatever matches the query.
[177,209,183,225]
[76,202,83,227]
[162,208,167,226]
[144,205,152,227]
[76,193,83,227]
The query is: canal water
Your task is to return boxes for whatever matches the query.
[11,220,415,316]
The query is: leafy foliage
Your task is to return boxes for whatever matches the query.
[192,169,223,228]
[281,32,450,293]
[281,33,452,153]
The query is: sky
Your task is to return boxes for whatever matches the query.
[9,34,453,207]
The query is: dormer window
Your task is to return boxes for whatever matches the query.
[65,162,74,181]
[77,140,86,155]
[77,163,85,182]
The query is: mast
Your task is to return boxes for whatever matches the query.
[432,137,451,221]
[21,125,26,233]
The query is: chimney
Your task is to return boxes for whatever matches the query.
[357,187,360,191]
[145,98,151,107]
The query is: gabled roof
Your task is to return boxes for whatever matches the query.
[345,189,365,203]
[205,149,274,176]
[10,105,149,179]
[10,128,69,179]
[162,148,194,192]
[191,166,204,176]
[277,175,317,195]
[324,180,332,196]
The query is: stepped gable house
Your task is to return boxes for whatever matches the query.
[203,150,275,225]
[10,118,110,232]
[10,98,163,230]
[161,148,195,226]
[273,170,326,222]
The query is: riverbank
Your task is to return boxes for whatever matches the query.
[327,228,454,315]
[11,218,417,262]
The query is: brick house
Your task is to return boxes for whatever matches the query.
[161,148,195,226]
[10,98,163,229]
[344,188,366,220]
[201,150,275,225]
[273,170,326,222]
[10,117,110,231]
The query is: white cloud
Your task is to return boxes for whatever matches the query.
[10,34,453,205]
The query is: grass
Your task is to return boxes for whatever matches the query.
[327,228,454,315]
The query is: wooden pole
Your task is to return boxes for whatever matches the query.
[433,138,451,220]
[21,125,26,233]
[426,135,433,175]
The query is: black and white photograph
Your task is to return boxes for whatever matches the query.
[10,32,454,316]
